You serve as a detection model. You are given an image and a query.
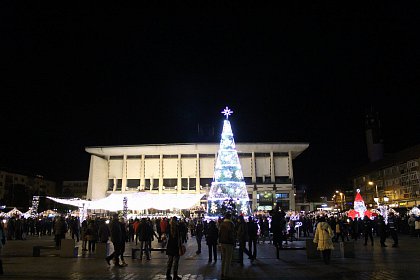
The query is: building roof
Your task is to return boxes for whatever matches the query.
[85,142,309,159]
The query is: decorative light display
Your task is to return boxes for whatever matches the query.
[207,107,252,217]
[353,189,367,218]
[409,206,420,217]
[31,196,40,217]
[123,196,128,219]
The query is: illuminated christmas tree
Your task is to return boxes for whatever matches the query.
[207,107,252,217]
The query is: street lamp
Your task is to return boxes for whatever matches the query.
[339,192,345,210]
[369,181,379,205]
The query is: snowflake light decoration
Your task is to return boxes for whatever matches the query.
[211,203,218,213]
[221,106,233,119]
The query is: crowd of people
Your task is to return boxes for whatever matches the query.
[1,207,419,279]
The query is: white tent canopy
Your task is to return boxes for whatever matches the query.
[7,207,23,217]
[47,193,204,212]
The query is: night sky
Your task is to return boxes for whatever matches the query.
[1,2,419,199]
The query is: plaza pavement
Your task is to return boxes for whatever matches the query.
[2,233,420,280]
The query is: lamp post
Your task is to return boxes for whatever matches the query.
[340,192,345,210]
[368,181,379,206]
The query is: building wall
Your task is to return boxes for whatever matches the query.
[352,147,420,208]
[0,170,56,207]
[85,143,308,211]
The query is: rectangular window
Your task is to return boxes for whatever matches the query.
[108,179,114,191]
[244,177,252,184]
[189,178,197,190]
[238,153,252,157]
[255,177,263,183]
[145,155,160,159]
[273,152,289,157]
[145,179,151,189]
[181,154,196,158]
[199,154,215,158]
[115,179,122,191]
[199,178,213,189]
[163,178,177,188]
[127,155,141,159]
[255,153,270,157]
[276,193,289,199]
[181,178,188,190]
[163,155,178,159]
[110,156,124,160]
[127,179,139,188]
[275,176,291,184]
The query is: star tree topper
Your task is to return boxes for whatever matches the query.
[222,106,233,119]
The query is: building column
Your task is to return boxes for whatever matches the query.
[270,152,275,183]
[140,154,145,190]
[122,155,127,193]
[177,154,182,194]
[251,152,256,183]
[196,154,200,194]
[159,154,163,194]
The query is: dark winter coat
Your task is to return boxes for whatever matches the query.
[206,223,219,246]
[166,223,181,256]
[219,218,235,245]
[110,218,122,244]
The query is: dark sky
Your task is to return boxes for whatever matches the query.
[1,2,420,198]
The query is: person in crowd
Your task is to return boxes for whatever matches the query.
[362,215,374,246]
[236,215,253,264]
[128,219,135,242]
[205,220,219,263]
[258,216,270,244]
[387,212,399,247]
[105,214,124,267]
[219,212,235,280]
[70,217,80,242]
[147,218,159,259]
[195,219,204,254]
[138,217,155,261]
[270,207,287,259]
[155,217,162,242]
[98,218,111,243]
[86,219,98,253]
[376,215,388,247]
[166,216,183,280]
[0,221,6,275]
[53,215,68,250]
[132,218,140,245]
[247,216,258,260]
[288,219,296,242]
[313,216,334,265]
[408,214,416,237]
[119,218,128,266]
[81,219,88,251]
[179,219,188,244]
[415,216,420,238]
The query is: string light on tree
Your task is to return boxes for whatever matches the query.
[207,107,252,218]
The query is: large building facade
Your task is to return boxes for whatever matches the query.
[86,143,308,211]
[0,170,56,208]
[351,144,420,208]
